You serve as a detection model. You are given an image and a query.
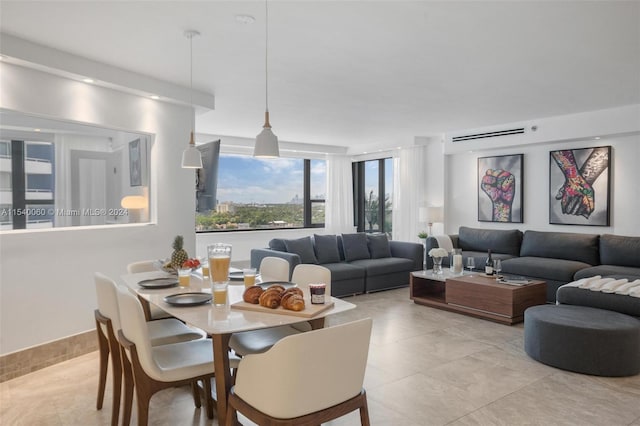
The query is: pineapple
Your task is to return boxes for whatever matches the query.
[171,235,189,270]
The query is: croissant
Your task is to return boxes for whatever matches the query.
[266,284,286,294]
[259,288,282,309]
[281,287,303,299]
[243,285,264,304]
[281,294,305,311]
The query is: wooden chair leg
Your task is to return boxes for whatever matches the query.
[203,378,214,420]
[135,390,151,426]
[109,338,123,426]
[121,350,134,426]
[191,381,202,408]
[96,320,110,410]
[359,392,371,426]
[225,398,237,426]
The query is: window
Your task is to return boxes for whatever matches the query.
[195,155,326,232]
[0,110,151,230]
[353,158,393,235]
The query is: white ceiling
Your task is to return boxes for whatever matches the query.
[1,1,639,150]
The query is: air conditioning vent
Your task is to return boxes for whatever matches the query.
[452,128,525,142]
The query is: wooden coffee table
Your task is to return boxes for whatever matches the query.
[410,270,546,325]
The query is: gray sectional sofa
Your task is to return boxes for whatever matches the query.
[251,233,423,297]
[427,226,640,302]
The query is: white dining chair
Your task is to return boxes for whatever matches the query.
[126,260,173,320]
[228,264,331,356]
[94,273,204,426]
[116,287,240,426]
[258,256,290,282]
[227,318,373,426]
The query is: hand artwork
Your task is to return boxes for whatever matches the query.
[551,149,607,219]
[481,169,515,222]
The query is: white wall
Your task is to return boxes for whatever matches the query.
[0,63,196,355]
[444,133,640,237]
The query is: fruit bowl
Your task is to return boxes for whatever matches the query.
[157,258,201,274]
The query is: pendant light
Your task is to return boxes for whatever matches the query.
[254,0,279,158]
[181,30,203,169]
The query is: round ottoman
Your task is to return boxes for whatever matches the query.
[524,304,640,377]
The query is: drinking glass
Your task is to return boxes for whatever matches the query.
[212,282,228,306]
[243,268,257,288]
[466,257,475,272]
[207,243,232,283]
[177,268,191,287]
[493,259,502,278]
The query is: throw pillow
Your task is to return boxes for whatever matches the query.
[268,238,287,252]
[341,233,371,262]
[313,234,341,264]
[367,234,391,259]
[283,237,318,264]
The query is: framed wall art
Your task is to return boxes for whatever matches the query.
[477,154,523,223]
[549,145,611,226]
[128,138,142,187]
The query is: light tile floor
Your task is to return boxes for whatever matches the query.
[2,287,639,426]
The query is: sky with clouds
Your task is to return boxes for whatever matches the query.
[216,155,326,204]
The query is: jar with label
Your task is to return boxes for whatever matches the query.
[308,283,326,304]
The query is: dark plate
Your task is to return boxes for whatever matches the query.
[258,281,297,290]
[163,292,212,307]
[228,271,244,281]
[138,277,179,289]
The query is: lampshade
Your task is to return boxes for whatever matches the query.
[427,206,444,223]
[418,207,428,223]
[254,123,279,158]
[121,195,147,209]
[182,141,203,168]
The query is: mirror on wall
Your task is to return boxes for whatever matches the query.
[0,109,152,230]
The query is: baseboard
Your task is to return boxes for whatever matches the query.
[0,330,97,383]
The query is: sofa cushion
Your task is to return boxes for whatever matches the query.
[458,226,522,256]
[367,234,391,259]
[575,265,640,281]
[268,238,287,252]
[556,286,640,318]
[341,233,371,261]
[313,234,341,264]
[283,237,318,264]
[600,234,640,267]
[350,257,415,275]
[520,230,599,265]
[501,256,591,283]
[321,262,366,281]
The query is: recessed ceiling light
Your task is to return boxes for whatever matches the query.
[594,136,601,140]
[150,95,160,100]
[34,128,41,132]
[83,78,94,83]
[0,55,5,60]
[235,14,256,24]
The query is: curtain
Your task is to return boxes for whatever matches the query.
[325,154,355,234]
[392,145,428,242]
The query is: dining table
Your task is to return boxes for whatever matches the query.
[120,269,356,425]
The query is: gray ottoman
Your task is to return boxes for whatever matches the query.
[524,304,640,377]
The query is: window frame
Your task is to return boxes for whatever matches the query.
[353,157,392,234]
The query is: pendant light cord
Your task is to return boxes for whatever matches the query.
[265,0,269,114]
[190,33,195,144]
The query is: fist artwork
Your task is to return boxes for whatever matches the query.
[481,169,515,222]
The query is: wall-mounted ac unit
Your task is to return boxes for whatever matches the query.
[452,128,525,142]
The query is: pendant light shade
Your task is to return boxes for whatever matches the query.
[254,0,279,158]
[182,132,203,168]
[181,30,203,169]
[254,112,279,158]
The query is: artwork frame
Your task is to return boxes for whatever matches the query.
[477,154,523,223]
[129,138,142,187]
[549,145,611,226]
